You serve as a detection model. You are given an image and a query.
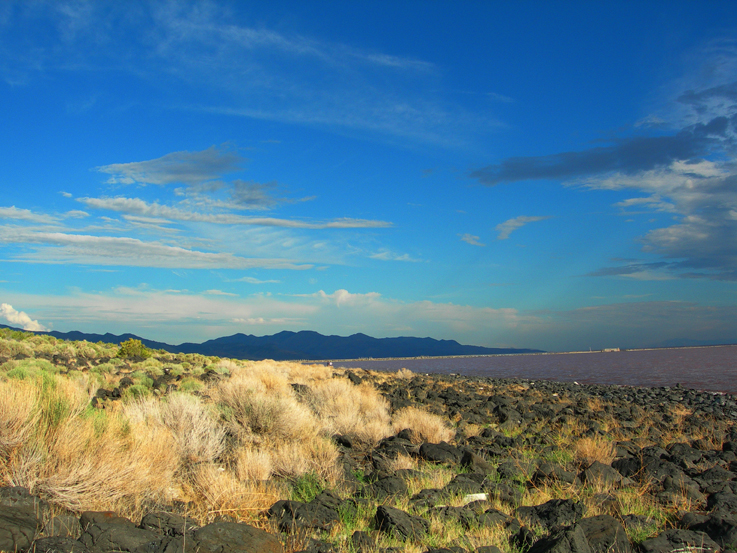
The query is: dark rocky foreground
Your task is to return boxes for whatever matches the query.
[2,372,737,553]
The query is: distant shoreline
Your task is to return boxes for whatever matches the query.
[301,342,737,364]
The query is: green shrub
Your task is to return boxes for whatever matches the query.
[91,363,116,374]
[167,365,184,377]
[130,371,154,388]
[131,357,163,374]
[290,472,325,503]
[6,366,30,380]
[177,377,203,393]
[117,338,152,359]
[122,384,151,402]
[0,328,32,341]
[4,359,60,379]
[83,407,110,438]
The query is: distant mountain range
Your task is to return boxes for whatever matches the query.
[0,324,543,360]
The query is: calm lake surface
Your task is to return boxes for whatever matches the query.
[332,345,737,395]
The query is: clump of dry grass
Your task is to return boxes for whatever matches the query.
[0,379,38,458]
[123,394,225,468]
[308,379,392,448]
[392,406,455,444]
[214,372,318,443]
[185,463,283,523]
[235,447,274,482]
[270,436,341,484]
[211,363,346,486]
[395,367,414,379]
[574,435,616,467]
[1,372,179,515]
[32,417,179,513]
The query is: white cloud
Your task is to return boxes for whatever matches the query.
[78,196,392,229]
[369,249,420,262]
[0,303,46,331]
[0,206,57,224]
[459,233,485,246]
[63,210,89,219]
[0,228,313,270]
[231,317,295,325]
[495,216,551,240]
[233,276,280,284]
[612,195,675,212]
[576,159,737,279]
[306,289,383,307]
[204,289,238,296]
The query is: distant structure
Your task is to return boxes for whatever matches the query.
[602,348,620,352]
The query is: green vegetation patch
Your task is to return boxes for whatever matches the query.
[122,384,152,402]
[117,338,153,359]
[177,377,203,393]
[290,472,326,503]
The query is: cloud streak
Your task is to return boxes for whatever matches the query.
[97,146,244,187]
[470,116,732,186]
[78,196,392,229]
[0,228,312,270]
[495,216,551,240]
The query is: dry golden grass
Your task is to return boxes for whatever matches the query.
[5,331,729,553]
[270,436,341,484]
[389,454,418,471]
[18,413,179,514]
[124,394,225,468]
[395,367,414,379]
[392,406,455,444]
[0,379,38,458]
[214,376,318,443]
[235,447,274,482]
[574,435,616,467]
[185,463,283,523]
[308,379,392,447]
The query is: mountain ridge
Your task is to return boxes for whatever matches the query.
[0,324,543,360]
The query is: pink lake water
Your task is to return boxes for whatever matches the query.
[332,345,737,395]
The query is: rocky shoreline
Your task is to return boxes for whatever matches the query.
[2,365,737,553]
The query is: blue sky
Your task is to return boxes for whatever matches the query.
[1,1,737,351]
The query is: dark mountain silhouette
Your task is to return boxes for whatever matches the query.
[0,324,542,360]
[174,330,543,359]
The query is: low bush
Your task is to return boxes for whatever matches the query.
[392,405,455,444]
[122,384,151,402]
[116,338,152,359]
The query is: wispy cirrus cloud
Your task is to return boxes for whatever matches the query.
[232,276,281,284]
[78,196,392,229]
[1,3,491,146]
[0,227,312,270]
[495,216,551,240]
[368,249,421,262]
